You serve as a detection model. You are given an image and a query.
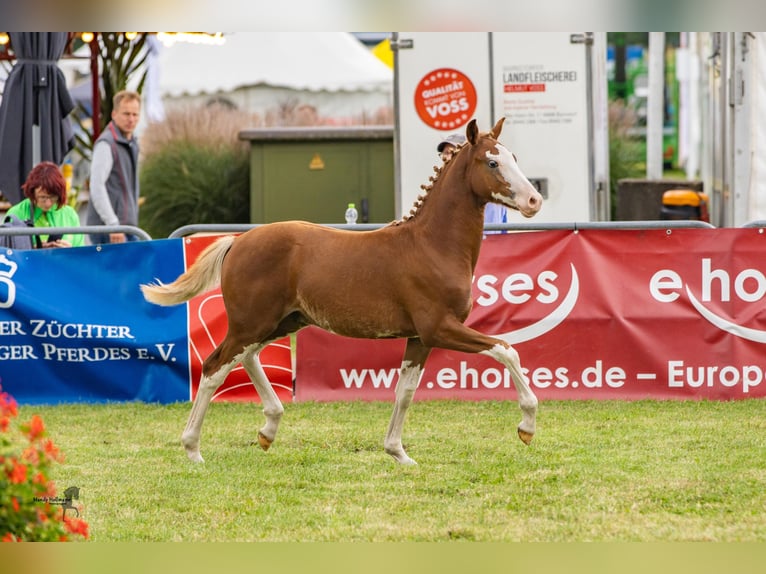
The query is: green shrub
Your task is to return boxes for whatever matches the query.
[608,100,644,219]
[138,106,252,238]
[1,385,89,542]
[139,142,249,238]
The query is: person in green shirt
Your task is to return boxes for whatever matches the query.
[6,161,84,248]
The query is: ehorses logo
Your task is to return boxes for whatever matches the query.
[474,262,580,344]
[651,258,766,343]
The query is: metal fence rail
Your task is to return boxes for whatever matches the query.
[167,223,382,238]
[1,219,744,245]
[484,220,716,231]
[0,225,152,242]
[168,219,717,238]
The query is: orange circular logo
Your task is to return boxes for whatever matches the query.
[414,68,477,130]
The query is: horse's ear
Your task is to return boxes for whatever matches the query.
[466,119,478,145]
[490,117,505,139]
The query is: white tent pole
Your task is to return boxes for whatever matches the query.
[646,32,665,179]
[32,124,40,166]
[686,32,701,180]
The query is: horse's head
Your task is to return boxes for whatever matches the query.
[465,118,543,218]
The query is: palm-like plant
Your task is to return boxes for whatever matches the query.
[72,33,149,161]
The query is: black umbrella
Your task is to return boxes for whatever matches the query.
[0,32,75,204]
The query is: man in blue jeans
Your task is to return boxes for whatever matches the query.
[86,90,141,245]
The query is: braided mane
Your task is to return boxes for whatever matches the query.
[391,142,465,226]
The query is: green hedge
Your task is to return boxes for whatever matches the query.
[138,141,249,239]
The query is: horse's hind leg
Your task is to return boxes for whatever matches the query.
[181,343,244,463]
[241,350,284,451]
[384,337,432,465]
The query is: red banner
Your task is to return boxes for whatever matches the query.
[185,236,293,403]
[295,228,766,401]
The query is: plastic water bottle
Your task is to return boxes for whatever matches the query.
[344,202,358,225]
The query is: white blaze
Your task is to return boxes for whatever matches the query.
[486,144,540,214]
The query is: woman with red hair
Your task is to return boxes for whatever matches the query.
[6,161,84,247]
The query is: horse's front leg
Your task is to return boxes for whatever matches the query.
[384,337,432,465]
[424,316,538,445]
[481,342,537,443]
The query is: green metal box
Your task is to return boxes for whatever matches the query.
[239,126,394,224]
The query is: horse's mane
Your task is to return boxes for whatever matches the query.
[390,142,466,227]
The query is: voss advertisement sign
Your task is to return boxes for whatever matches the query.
[296,229,766,401]
[395,33,604,223]
[395,32,491,218]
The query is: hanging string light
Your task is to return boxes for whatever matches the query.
[157,32,225,47]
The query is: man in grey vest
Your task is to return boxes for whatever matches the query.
[87,90,141,244]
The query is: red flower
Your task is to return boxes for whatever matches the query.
[27,414,45,441]
[0,387,91,542]
[42,480,57,498]
[31,474,50,498]
[43,439,63,463]
[22,446,40,465]
[0,388,18,419]
[63,517,89,539]
[8,459,27,484]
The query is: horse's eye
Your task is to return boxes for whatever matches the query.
[488,160,498,168]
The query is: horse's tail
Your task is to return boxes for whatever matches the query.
[141,235,236,306]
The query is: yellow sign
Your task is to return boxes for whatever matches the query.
[372,38,394,69]
[309,153,325,170]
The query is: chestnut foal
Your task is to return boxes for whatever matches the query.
[142,117,543,465]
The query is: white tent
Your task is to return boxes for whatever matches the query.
[157,32,393,123]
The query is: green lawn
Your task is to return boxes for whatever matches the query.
[20,398,766,542]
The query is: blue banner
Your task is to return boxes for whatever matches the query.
[0,239,189,404]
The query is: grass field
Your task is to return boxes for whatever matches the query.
[20,398,766,542]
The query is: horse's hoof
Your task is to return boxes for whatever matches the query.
[517,428,534,445]
[386,449,417,465]
[257,431,273,451]
[186,450,205,463]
